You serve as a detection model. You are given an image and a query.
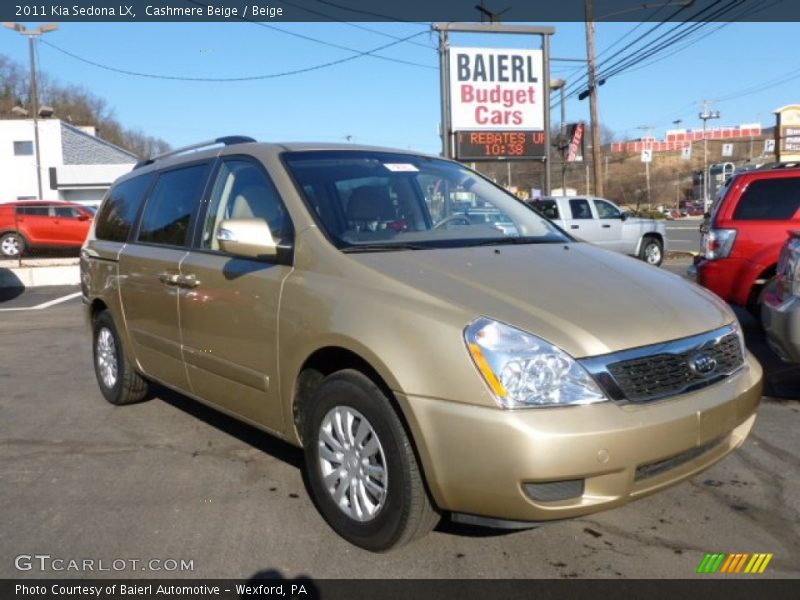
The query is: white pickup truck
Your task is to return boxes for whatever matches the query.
[532,196,668,266]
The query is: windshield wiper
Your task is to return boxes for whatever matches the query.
[469,237,561,246]
[341,243,431,253]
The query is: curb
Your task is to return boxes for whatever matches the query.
[0,265,80,288]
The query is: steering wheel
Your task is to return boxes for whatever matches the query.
[433,214,472,229]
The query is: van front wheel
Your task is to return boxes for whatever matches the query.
[303,370,439,551]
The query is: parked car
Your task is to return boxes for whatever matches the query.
[529,195,667,266]
[0,200,94,258]
[762,231,800,362]
[660,207,681,220]
[82,137,761,551]
[694,164,800,314]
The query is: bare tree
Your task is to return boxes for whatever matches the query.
[0,52,170,157]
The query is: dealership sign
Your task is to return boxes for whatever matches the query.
[449,47,544,132]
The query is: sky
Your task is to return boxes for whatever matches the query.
[0,19,798,153]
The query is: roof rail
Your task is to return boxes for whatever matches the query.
[134,135,256,169]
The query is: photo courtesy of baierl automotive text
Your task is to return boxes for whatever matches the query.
[0,0,798,595]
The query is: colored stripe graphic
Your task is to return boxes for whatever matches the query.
[697,553,773,574]
[697,553,726,573]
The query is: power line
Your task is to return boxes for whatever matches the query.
[278,0,435,49]
[184,0,435,69]
[595,0,746,82]
[40,31,431,82]
[563,0,698,94]
[557,0,747,111]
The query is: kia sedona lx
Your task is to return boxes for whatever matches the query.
[81,137,762,551]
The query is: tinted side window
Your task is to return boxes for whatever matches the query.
[54,206,83,218]
[732,178,800,220]
[95,174,154,242]
[570,198,593,219]
[17,205,49,216]
[537,200,559,219]
[138,165,208,247]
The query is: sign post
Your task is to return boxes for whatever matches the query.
[433,23,555,194]
[774,104,800,163]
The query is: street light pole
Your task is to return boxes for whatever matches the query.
[4,22,59,200]
[698,100,720,212]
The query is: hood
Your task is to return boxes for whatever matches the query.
[350,242,733,358]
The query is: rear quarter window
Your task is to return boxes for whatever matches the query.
[732,177,800,221]
[95,173,154,242]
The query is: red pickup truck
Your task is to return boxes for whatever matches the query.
[694,164,800,313]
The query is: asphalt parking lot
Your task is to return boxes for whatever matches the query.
[1,261,798,579]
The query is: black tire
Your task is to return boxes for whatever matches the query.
[303,370,439,551]
[0,232,25,258]
[639,235,663,267]
[92,310,150,405]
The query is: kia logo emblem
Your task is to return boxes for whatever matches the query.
[690,353,718,376]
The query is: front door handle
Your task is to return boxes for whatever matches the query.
[159,272,181,286]
[571,225,579,229]
[602,224,611,228]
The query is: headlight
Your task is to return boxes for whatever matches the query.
[464,317,607,409]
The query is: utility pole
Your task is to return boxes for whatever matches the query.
[698,100,720,212]
[638,125,654,210]
[583,0,604,197]
[3,22,59,200]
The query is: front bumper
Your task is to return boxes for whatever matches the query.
[398,353,762,522]
[762,292,800,363]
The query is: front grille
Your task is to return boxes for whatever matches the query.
[580,325,745,404]
[606,333,743,403]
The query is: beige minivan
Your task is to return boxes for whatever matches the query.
[81,137,762,551]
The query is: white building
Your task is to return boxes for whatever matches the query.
[0,119,138,206]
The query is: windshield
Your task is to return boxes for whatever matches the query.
[283,151,569,250]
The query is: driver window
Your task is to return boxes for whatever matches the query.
[202,160,288,251]
[594,199,621,219]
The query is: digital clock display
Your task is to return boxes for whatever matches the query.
[455,130,546,160]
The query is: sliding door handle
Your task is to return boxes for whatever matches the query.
[177,274,201,288]
[159,273,181,286]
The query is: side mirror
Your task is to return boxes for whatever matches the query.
[216,218,277,258]
[703,212,711,220]
[620,212,629,221]
[78,213,91,221]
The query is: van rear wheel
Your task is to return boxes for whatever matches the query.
[303,370,439,551]
[92,311,150,405]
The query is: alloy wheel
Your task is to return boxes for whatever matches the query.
[96,327,118,389]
